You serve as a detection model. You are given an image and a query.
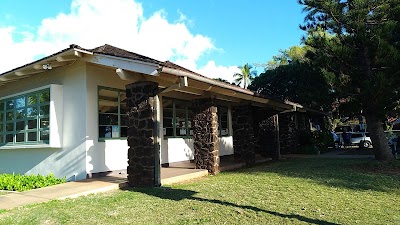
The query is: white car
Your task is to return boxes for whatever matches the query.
[349,132,372,148]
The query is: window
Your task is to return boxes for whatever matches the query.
[0,89,50,145]
[98,87,128,140]
[218,106,229,136]
[163,98,192,138]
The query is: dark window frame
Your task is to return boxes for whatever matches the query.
[98,86,127,141]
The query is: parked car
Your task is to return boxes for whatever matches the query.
[349,132,372,148]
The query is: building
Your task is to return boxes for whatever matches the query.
[0,44,315,187]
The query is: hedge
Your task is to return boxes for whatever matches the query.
[0,173,66,192]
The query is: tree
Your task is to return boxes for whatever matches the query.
[249,49,333,111]
[233,63,257,89]
[264,45,312,70]
[299,0,400,160]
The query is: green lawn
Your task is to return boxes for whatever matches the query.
[0,158,399,224]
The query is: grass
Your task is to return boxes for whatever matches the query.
[0,158,399,224]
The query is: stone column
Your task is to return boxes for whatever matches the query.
[232,105,256,166]
[279,113,298,154]
[126,81,160,187]
[259,114,280,160]
[192,98,219,175]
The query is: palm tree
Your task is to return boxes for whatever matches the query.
[233,63,257,89]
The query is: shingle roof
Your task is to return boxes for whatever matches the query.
[88,44,161,65]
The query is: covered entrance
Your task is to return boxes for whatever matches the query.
[123,65,294,187]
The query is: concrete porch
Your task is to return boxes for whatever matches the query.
[160,154,271,185]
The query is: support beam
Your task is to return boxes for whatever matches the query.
[116,68,145,81]
[160,77,188,94]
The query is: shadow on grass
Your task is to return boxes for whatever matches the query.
[231,158,400,193]
[124,187,339,225]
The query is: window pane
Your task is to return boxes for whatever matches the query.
[28,94,38,105]
[40,118,50,129]
[99,126,120,138]
[121,127,127,137]
[39,105,50,116]
[221,121,228,129]
[163,108,173,118]
[6,100,14,110]
[27,107,38,118]
[16,109,26,119]
[28,132,37,141]
[0,112,3,121]
[6,134,13,143]
[28,119,38,129]
[165,128,173,136]
[40,130,49,141]
[6,123,13,132]
[0,134,3,143]
[0,123,3,131]
[40,91,50,103]
[15,97,26,108]
[98,89,119,113]
[175,101,186,110]
[120,115,128,126]
[99,114,118,125]
[6,112,14,121]
[175,109,187,137]
[16,133,25,142]
[16,121,25,131]
[0,101,3,111]
[163,118,173,128]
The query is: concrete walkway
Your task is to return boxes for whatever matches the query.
[0,167,212,210]
[0,176,128,210]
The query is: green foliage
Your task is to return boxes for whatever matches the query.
[233,63,257,89]
[312,130,334,151]
[295,130,333,154]
[299,0,400,160]
[0,173,66,192]
[250,63,333,111]
[265,45,312,70]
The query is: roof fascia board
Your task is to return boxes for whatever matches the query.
[82,54,160,76]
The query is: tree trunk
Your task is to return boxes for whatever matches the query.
[365,113,394,161]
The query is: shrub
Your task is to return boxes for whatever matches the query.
[0,173,66,192]
[312,130,334,152]
[296,130,333,154]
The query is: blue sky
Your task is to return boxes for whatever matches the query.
[0,0,306,81]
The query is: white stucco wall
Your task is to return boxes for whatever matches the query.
[219,136,234,156]
[85,65,131,174]
[0,62,88,181]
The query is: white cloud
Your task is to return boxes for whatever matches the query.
[0,0,236,81]
[197,61,241,84]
